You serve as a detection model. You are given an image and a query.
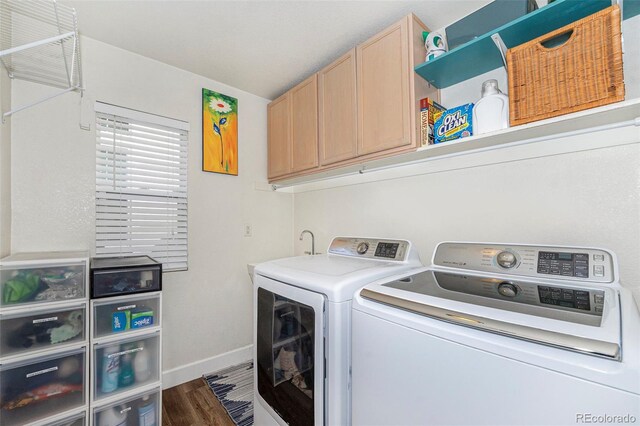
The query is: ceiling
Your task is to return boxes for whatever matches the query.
[63,0,491,100]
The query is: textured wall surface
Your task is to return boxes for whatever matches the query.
[293,140,640,297]
[293,9,640,303]
[0,71,10,257]
[10,37,293,372]
[293,15,640,305]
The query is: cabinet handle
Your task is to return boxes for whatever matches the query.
[117,304,136,311]
[108,347,143,358]
[33,316,58,324]
[26,366,58,378]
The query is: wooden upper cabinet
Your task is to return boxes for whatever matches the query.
[290,74,319,173]
[267,94,291,179]
[267,13,439,183]
[357,17,410,156]
[319,49,358,166]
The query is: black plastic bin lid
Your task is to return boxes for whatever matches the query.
[90,255,161,270]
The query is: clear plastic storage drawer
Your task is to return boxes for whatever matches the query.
[92,332,160,401]
[92,293,160,340]
[0,261,86,308]
[0,303,87,359]
[40,409,86,426]
[0,347,87,426]
[93,387,160,426]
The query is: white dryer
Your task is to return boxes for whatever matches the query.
[253,237,422,426]
[352,242,640,425]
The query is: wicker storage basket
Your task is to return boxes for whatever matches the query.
[507,5,624,126]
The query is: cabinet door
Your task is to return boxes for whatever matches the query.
[290,74,319,173]
[357,17,410,155]
[319,49,358,165]
[267,94,291,179]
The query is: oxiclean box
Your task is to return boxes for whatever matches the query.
[434,104,474,144]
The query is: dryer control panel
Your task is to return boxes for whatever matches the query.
[433,243,615,283]
[329,237,410,262]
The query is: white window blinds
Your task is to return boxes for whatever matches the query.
[95,102,190,271]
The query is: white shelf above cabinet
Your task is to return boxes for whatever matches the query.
[272,98,640,193]
[0,0,83,120]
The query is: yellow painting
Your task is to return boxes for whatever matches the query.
[202,89,238,175]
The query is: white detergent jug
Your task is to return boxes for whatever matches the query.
[472,79,509,135]
[133,341,152,383]
[98,405,128,426]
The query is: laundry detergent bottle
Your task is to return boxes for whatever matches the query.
[98,405,128,426]
[472,79,509,135]
[133,341,151,383]
[138,395,157,426]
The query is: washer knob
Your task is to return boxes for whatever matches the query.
[356,242,369,255]
[496,251,517,268]
[498,282,518,298]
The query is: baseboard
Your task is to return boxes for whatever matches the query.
[162,344,253,389]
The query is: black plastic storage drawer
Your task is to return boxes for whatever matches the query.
[90,256,161,299]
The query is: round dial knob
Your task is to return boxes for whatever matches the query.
[496,251,517,269]
[498,282,518,298]
[356,242,369,255]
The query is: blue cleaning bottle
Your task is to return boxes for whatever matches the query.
[101,344,121,394]
[138,395,157,426]
[118,345,136,387]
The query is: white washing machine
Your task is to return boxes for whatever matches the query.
[352,242,640,425]
[253,237,422,426]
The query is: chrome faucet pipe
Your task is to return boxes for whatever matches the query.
[299,230,315,255]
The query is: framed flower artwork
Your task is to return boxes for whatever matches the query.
[202,88,238,175]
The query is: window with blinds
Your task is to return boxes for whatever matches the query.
[95,102,189,271]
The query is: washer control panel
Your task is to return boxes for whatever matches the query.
[538,251,589,278]
[434,271,606,319]
[434,243,614,283]
[496,251,518,269]
[329,237,410,261]
[537,285,594,311]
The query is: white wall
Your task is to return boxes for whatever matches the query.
[10,36,293,381]
[293,139,640,288]
[0,70,10,258]
[293,15,640,301]
[6,12,639,384]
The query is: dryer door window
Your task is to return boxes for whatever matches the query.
[256,284,325,426]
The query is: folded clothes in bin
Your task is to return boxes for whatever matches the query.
[2,272,40,304]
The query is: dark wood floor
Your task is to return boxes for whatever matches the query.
[162,378,235,426]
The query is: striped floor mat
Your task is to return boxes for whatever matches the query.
[204,361,254,426]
